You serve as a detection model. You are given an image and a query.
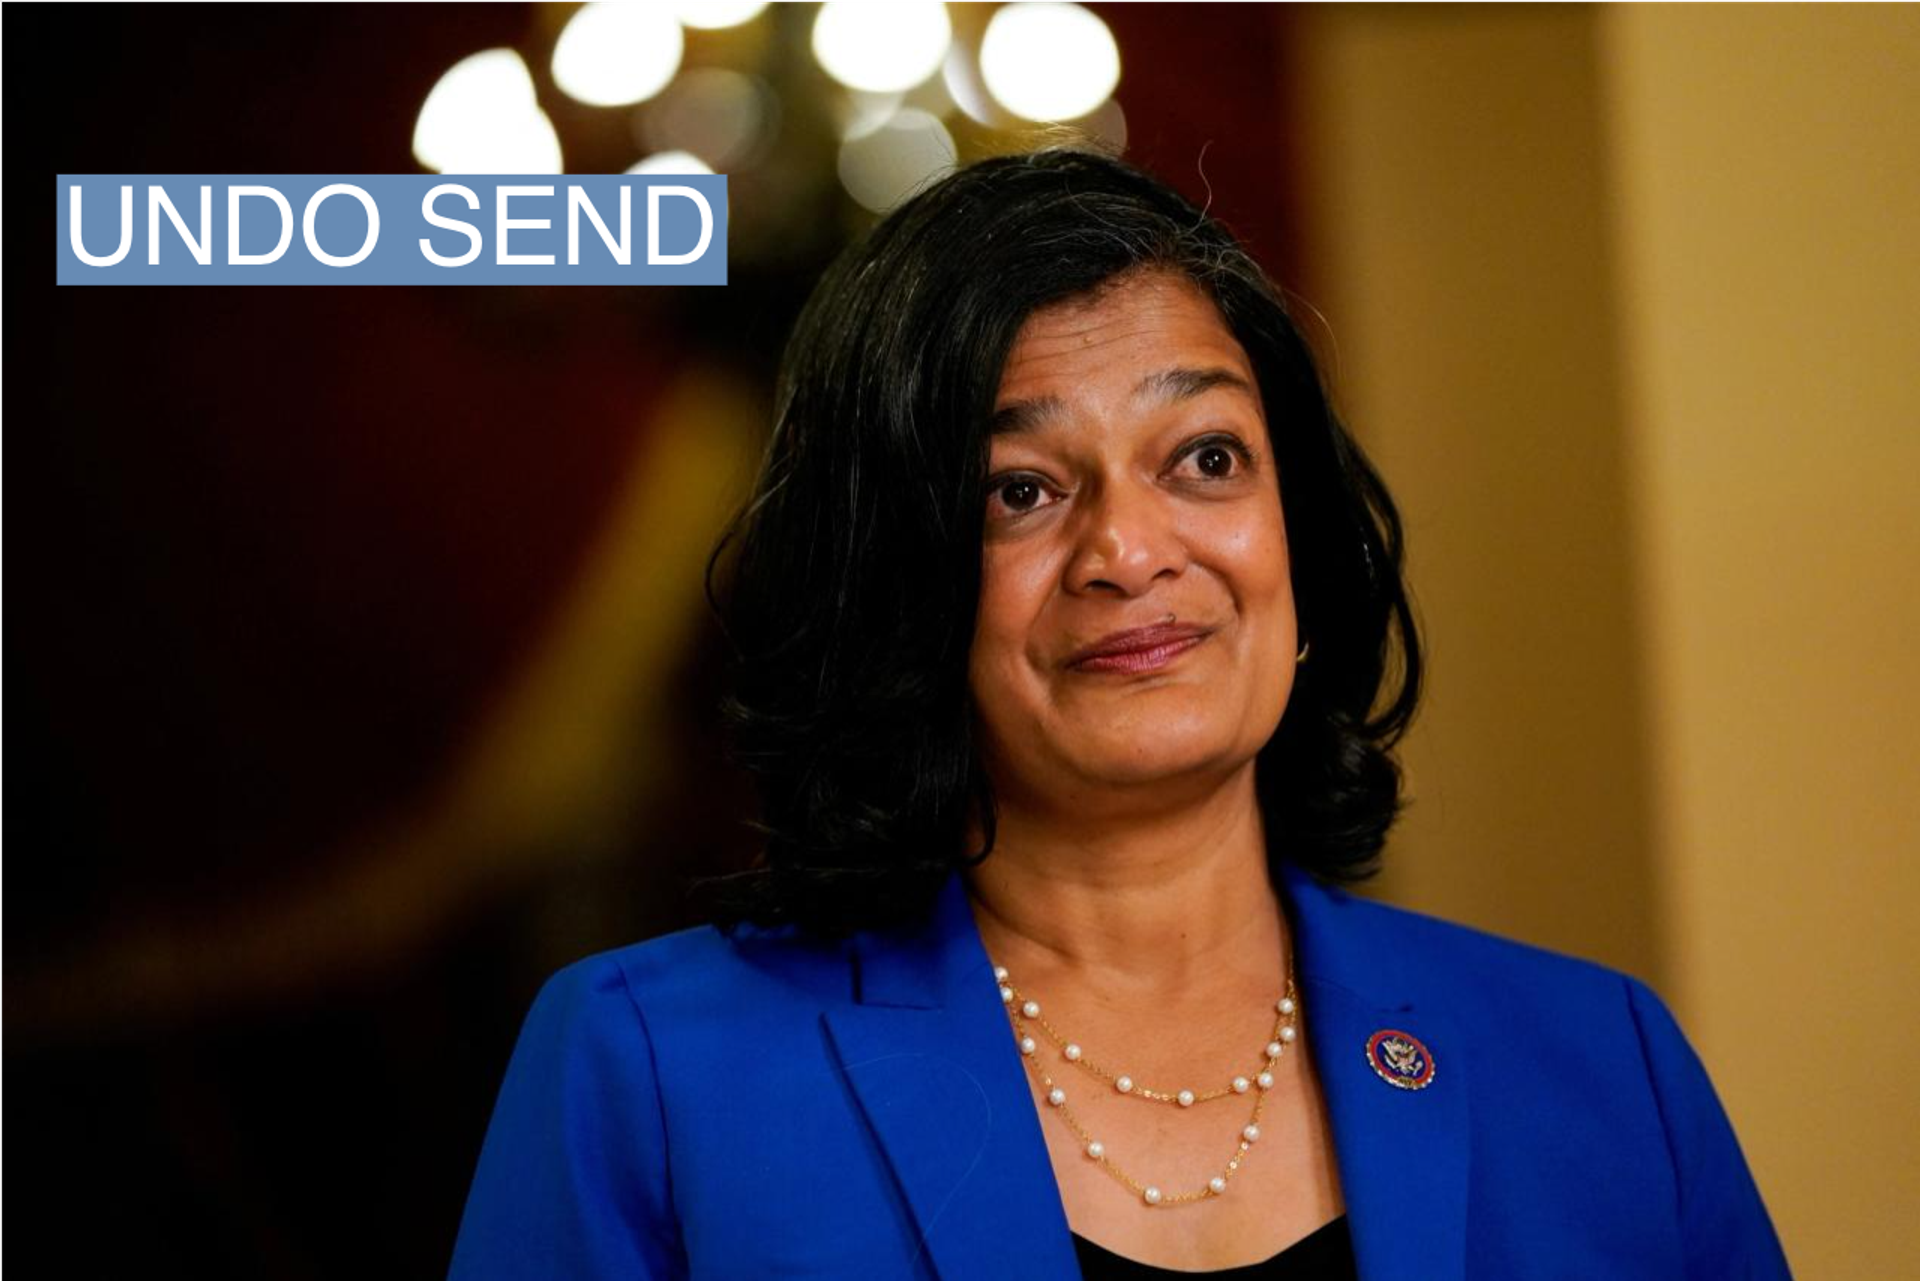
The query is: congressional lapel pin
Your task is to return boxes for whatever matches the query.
[1365,1028,1436,1090]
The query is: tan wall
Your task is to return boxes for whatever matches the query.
[1285,5,1661,981]
[1601,7,1920,1274]
[1288,5,1920,1274]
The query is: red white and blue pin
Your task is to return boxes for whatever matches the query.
[1365,1028,1436,1090]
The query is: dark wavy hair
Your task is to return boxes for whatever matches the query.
[702,149,1420,936]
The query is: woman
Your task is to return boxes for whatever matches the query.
[449,151,1789,1279]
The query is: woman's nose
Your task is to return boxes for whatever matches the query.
[1065,480,1188,597]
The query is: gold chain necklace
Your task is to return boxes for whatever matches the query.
[992,962,1300,1207]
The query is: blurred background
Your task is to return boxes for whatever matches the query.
[7,3,1916,1276]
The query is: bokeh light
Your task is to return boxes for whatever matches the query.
[412,49,564,174]
[673,0,769,30]
[625,150,716,175]
[638,69,774,172]
[552,1,686,108]
[812,0,952,95]
[835,89,904,141]
[980,2,1120,122]
[941,43,997,126]
[837,107,956,212]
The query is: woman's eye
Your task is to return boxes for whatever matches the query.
[1176,437,1252,481]
[988,475,1057,516]
[1194,445,1238,477]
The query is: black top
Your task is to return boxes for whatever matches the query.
[1072,1215,1356,1280]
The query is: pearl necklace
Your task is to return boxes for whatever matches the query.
[993,962,1300,1207]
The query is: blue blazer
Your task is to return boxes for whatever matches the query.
[450,863,1790,1279]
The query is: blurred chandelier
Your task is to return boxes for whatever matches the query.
[410,1,1127,258]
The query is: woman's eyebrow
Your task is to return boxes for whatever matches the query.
[1134,366,1257,406]
[989,367,1254,436]
[989,395,1065,436]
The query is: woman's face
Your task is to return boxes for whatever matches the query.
[969,270,1296,812]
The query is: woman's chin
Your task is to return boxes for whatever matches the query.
[1059,733,1257,795]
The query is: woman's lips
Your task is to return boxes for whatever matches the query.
[1066,624,1214,675]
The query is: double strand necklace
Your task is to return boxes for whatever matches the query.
[993,961,1300,1207]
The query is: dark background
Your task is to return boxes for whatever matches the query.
[5,6,1307,1274]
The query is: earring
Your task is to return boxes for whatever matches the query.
[1295,639,1310,664]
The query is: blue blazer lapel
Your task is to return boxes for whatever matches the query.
[822,872,1081,1280]
[1283,863,1470,1281]
[823,865,1470,1281]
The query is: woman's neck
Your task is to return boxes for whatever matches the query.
[962,765,1286,995]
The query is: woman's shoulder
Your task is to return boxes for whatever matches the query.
[534,917,855,1032]
[454,925,811,1277]
[1293,878,1788,1275]
[1288,871,1671,1030]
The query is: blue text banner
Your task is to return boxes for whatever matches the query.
[57,174,728,285]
